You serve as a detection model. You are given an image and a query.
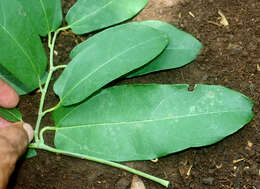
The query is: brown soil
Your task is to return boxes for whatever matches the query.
[8,0,260,188]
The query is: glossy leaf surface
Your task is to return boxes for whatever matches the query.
[127,20,203,77]
[0,107,23,122]
[19,0,62,36]
[0,0,47,92]
[66,0,148,34]
[54,23,168,106]
[53,84,254,162]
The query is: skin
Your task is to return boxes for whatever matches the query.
[0,78,33,189]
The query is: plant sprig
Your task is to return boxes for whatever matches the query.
[0,0,254,188]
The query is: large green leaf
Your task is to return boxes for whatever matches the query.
[53,84,254,162]
[0,0,47,92]
[127,20,203,77]
[54,23,168,106]
[65,0,149,34]
[19,0,63,36]
[0,107,23,122]
[71,21,202,77]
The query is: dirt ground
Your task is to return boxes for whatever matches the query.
[8,0,260,188]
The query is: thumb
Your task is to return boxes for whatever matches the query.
[0,122,33,156]
[0,122,33,189]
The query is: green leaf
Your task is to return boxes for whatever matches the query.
[71,21,203,76]
[0,0,47,92]
[0,107,23,122]
[54,22,168,106]
[53,84,254,162]
[0,71,48,95]
[25,148,37,159]
[0,70,32,95]
[127,20,203,77]
[18,0,63,36]
[66,0,149,34]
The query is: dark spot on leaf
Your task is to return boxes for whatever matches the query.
[188,84,195,92]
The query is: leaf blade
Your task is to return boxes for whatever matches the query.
[127,20,203,77]
[19,0,63,36]
[0,107,23,122]
[54,22,168,106]
[66,0,148,34]
[0,0,47,92]
[53,84,254,162]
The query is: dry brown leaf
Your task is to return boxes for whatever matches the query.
[257,64,260,72]
[247,140,253,148]
[150,158,158,163]
[208,21,222,27]
[131,175,146,189]
[189,11,195,18]
[208,10,229,27]
[218,10,229,26]
[233,158,245,164]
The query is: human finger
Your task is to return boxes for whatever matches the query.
[0,78,19,108]
[0,122,33,189]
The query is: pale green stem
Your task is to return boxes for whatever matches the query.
[48,32,52,49]
[42,102,61,117]
[38,79,43,94]
[34,30,63,142]
[53,65,67,71]
[30,141,169,187]
[57,25,71,32]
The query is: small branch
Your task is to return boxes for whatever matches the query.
[48,32,52,49]
[33,142,169,188]
[39,126,56,141]
[38,79,43,94]
[53,65,67,71]
[57,25,71,33]
[34,29,62,142]
[42,102,61,116]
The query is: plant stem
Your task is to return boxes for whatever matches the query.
[57,25,71,32]
[32,25,170,187]
[54,65,67,71]
[42,102,61,117]
[48,32,52,49]
[30,142,169,187]
[34,30,64,142]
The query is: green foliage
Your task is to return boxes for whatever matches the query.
[0,107,23,122]
[19,0,63,36]
[0,0,47,94]
[128,20,203,77]
[53,84,253,161]
[0,0,254,187]
[54,22,168,106]
[66,0,149,34]
[25,148,37,159]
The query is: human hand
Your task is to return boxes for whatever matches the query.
[0,78,33,189]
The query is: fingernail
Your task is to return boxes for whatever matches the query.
[22,123,34,142]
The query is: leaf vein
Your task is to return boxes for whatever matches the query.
[57,110,250,129]
[61,36,164,102]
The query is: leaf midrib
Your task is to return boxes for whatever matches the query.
[57,110,251,130]
[39,0,51,33]
[61,36,165,102]
[0,24,39,78]
[68,0,113,27]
